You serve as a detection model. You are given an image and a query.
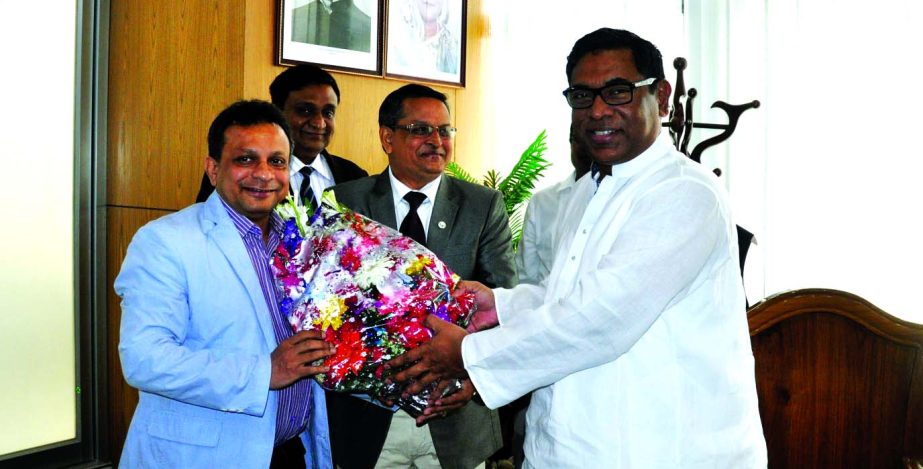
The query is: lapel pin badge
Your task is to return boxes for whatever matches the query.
[437,221,447,229]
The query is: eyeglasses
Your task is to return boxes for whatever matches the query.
[392,123,457,139]
[562,77,657,109]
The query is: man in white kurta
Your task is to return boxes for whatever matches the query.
[388,28,767,468]
[517,126,593,286]
[515,172,578,286]
[464,134,766,467]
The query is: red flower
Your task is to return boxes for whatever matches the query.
[271,253,290,275]
[400,317,434,349]
[313,236,337,258]
[339,245,362,272]
[445,290,476,323]
[323,320,368,385]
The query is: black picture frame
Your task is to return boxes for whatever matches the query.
[277,0,384,76]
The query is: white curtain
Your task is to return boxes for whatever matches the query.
[483,0,923,321]
[478,0,685,183]
[688,0,923,319]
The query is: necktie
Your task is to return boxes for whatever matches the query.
[400,191,427,246]
[591,161,612,188]
[298,166,318,210]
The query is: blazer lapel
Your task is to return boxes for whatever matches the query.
[326,150,345,183]
[366,171,398,229]
[202,194,279,351]
[426,175,459,254]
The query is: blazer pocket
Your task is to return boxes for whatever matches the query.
[147,410,222,447]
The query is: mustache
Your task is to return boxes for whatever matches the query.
[298,128,330,134]
[242,182,284,190]
[418,143,446,156]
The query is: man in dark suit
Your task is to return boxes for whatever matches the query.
[196,64,367,203]
[329,84,516,468]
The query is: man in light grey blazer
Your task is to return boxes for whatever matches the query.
[329,84,516,469]
[116,100,335,468]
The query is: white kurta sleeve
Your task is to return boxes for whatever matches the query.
[515,176,574,286]
[515,193,549,286]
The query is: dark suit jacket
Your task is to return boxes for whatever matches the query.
[195,150,367,203]
[327,170,517,469]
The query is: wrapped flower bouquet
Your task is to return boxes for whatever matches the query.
[270,193,474,415]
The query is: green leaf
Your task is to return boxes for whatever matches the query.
[445,161,477,183]
[483,170,501,190]
[508,204,527,250]
[498,130,551,213]
[445,130,551,252]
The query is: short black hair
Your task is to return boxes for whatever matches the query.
[269,64,341,109]
[207,100,292,160]
[378,84,449,127]
[565,28,665,86]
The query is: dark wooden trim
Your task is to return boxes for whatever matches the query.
[748,288,923,467]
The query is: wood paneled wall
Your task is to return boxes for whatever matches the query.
[106,0,486,461]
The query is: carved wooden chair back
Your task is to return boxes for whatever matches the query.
[748,289,923,468]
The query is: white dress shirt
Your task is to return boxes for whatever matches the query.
[462,136,767,468]
[515,171,580,286]
[388,169,441,237]
[291,153,335,207]
[381,170,448,464]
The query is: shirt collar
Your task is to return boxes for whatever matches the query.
[608,134,672,180]
[218,194,283,239]
[554,170,580,193]
[387,168,442,203]
[290,151,333,183]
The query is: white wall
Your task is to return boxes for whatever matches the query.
[484,0,923,322]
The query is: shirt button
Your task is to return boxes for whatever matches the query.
[571,256,576,261]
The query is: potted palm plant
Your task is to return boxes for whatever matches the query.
[445,130,551,249]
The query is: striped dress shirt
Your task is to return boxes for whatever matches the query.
[221,198,313,445]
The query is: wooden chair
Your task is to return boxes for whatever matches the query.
[748,289,923,468]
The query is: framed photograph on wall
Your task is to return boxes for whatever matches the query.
[384,0,467,87]
[277,0,384,76]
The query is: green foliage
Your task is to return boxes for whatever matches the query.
[445,130,551,250]
[444,161,478,184]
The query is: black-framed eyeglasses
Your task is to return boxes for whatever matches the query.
[391,123,457,139]
[562,77,657,109]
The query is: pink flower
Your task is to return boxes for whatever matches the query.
[270,195,475,402]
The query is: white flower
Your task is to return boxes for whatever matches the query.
[353,254,396,290]
[285,282,306,300]
[275,196,312,233]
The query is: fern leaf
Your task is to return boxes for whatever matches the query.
[445,161,477,183]
[508,204,526,252]
[483,170,501,190]
[498,130,552,213]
